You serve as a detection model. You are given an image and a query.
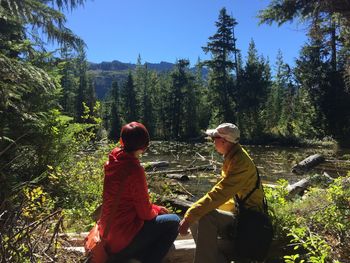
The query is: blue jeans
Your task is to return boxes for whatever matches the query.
[107,214,180,263]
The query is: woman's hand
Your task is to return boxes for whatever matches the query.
[178,218,190,235]
[158,206,169,215]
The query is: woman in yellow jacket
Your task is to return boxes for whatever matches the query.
[179,123,265,263]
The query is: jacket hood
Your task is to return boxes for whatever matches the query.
[104,147,139,176]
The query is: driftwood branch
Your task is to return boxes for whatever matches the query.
[11,209,62,243]
[176,182,195,197]
[0,132,28,157]
[45,214,64,253]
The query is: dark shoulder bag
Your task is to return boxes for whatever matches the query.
[233,168,273,261]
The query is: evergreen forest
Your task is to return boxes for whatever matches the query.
[1,0,350,262]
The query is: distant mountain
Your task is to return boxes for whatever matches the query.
[88,60,207,99]
[89,60,135,71]
[89,60,176,73]
[144,61,175,71]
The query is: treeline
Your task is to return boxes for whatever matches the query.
[59,8,350,144]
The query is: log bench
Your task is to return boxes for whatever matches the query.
[62,233,195,262]
[62,233,286,263]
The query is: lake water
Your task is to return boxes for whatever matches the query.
[141,141,350,197]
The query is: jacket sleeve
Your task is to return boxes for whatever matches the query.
[131,167,158,220]
[152,204,162,213]
[184,159,252,223]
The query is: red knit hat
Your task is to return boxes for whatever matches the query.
[120,122,150,152]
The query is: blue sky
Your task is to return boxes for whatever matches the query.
[63,0,308,68]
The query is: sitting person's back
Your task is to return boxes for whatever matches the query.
[99,122,180,263]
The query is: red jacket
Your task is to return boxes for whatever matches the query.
[98,147,160,253]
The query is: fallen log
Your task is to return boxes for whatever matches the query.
[161,197,193,214]
[63,236,196,263]
[166,174,189,181]
[286,172,334,199]
[147,164,215,175]
[286,178,310,198]
[291,154,325,174]
[143,161,170,170]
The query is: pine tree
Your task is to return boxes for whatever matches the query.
[265,50,290,133]
[293,87,318,138]
[75,46,88,122]
[134,56,156,136]
[169,59,189,139]
[183,65,199,139]
[140,66,155,136]
[121,72,138,123]
[134,54,144,117]
[237,40,270,138]
[202,7,238,123]
[108,81,122,140]
[195,58,211,131]
[85,76,99,124]
[157,73,173,139]
[60,44,78,116]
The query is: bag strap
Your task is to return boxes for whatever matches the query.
[102,170,128,239]
[235,167,260,206]
[235,167,268,213]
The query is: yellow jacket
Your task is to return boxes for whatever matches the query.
[184,143,265,223]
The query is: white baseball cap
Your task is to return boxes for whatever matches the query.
[205,123,240,143]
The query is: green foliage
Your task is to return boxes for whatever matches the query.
[0,53,65,187]
[49,143,109,231]
[0,0,85,51]
[286,225,331,263]
[284,254,305,263]
[259,0,350,145]
[266,175,350,262]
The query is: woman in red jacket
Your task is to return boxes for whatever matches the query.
[99,122,180,263]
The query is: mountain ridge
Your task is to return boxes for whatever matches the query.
[89,60,177,72]
[88,60,207,98]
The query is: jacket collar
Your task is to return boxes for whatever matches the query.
[225,143,241,158]
[223,143,241,168]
